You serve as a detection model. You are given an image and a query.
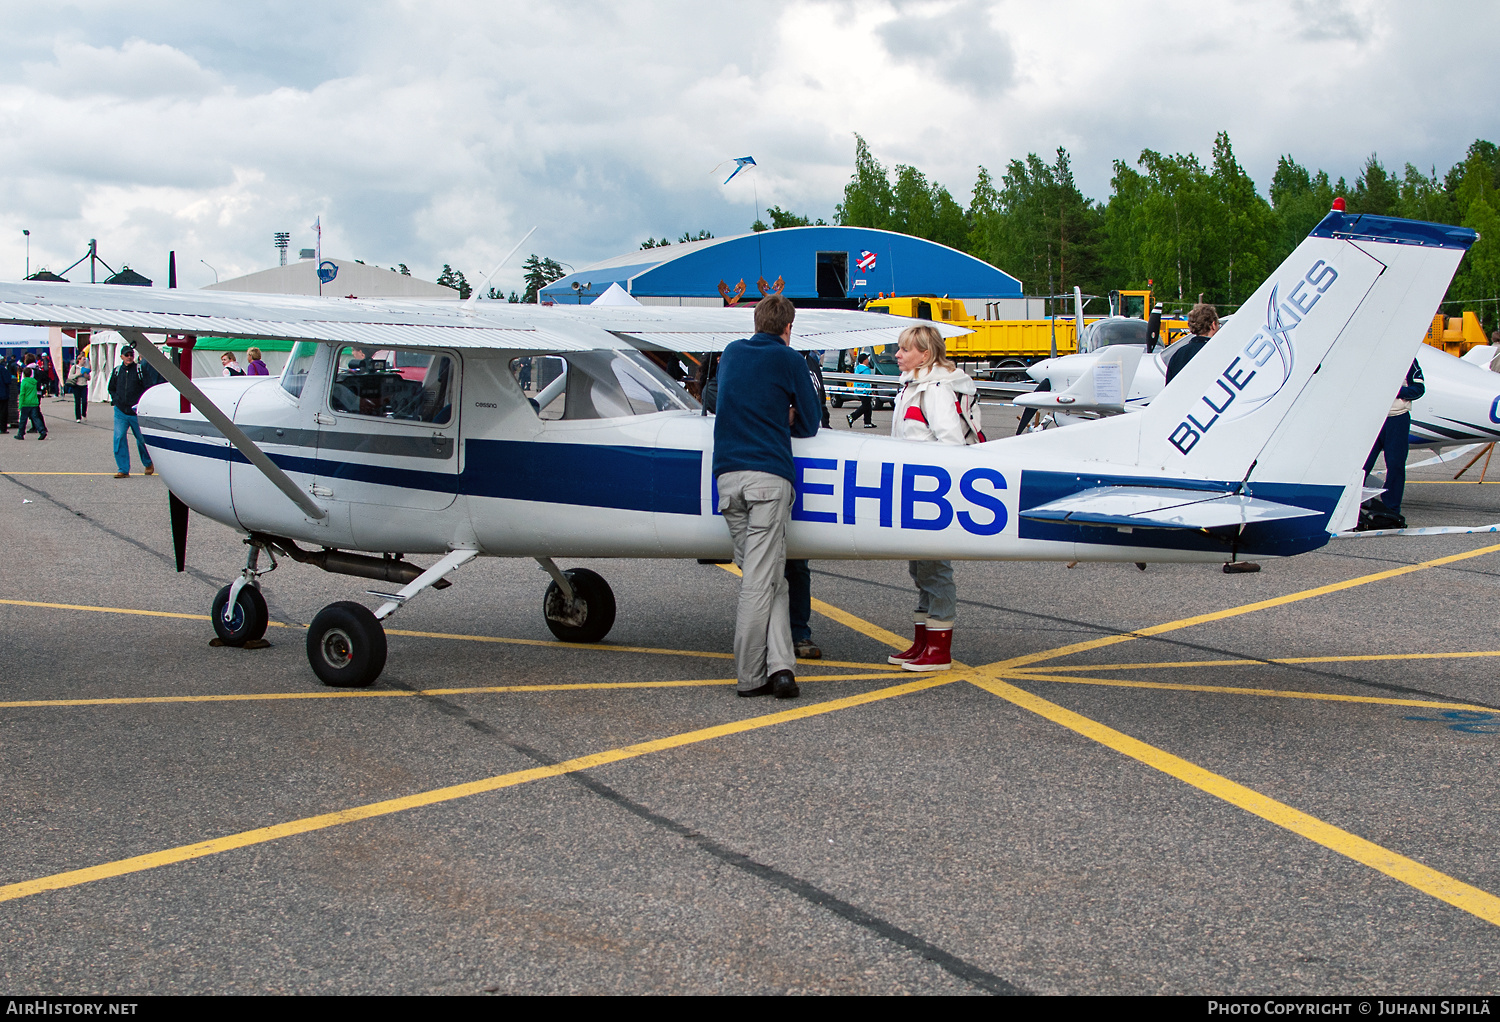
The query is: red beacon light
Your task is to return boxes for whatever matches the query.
[1332,197,1346,212]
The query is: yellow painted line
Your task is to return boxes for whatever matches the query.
[1006,670,1493,712]
[1015,650,1500,673]
[2,471,122,476]
[1408,480,1500,485]
[0,674,958,905]
[995,542,1500,671]
[0,599,895,671]
[0,673,905,709]
[715,563,911,651]
[967,673,1500,927]
[0,598,293,628]
[810,597,911,651]
[419,673,901,695]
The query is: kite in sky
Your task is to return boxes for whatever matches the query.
[717,156,757,184]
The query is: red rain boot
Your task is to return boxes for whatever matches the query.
[888,621,928,665]
[902,624,952,672]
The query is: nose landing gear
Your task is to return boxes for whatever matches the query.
[211,541,274,647]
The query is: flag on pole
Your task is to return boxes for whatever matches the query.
[718,156,757,185]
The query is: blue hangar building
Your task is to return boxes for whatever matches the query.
[540,226,1023,308]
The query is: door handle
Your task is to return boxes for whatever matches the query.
[314,412,336,425]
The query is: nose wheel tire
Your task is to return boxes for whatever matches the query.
[211,584,268,646]
[543,568,616,644]
[306,601,387,688]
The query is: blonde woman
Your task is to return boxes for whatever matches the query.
[887,324,981,672]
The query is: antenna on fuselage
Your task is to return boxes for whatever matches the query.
[464,226,538,310]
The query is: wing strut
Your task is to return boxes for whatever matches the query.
[119,328,327,520]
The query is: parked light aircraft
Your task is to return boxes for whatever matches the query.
[0,211,1475,687]
[1015,304,1500,455]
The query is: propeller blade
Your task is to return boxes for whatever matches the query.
[168,491,189,573]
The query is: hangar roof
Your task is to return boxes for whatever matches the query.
[541,226,1022,305]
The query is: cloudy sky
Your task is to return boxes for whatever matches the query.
[1,0,1496,295]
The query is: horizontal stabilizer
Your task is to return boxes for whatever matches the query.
[1019,485,1321,531]
[1012,346,1140,413]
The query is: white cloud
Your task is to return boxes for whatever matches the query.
[0,0,1495,294]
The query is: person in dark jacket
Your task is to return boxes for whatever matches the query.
[108,347,155,478]
[0,354,11,433]
[1360,359,1426,528]
[1164,303,1220,384]
[713,295,822,699]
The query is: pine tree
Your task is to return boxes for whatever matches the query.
[522,255,567,303]
[435,264,471,299]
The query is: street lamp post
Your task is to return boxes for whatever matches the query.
[23,229,29,278]
[200,259,218,284]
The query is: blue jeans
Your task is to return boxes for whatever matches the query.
[1364,413,1411,514]
[784,559,812,642]
[16,406,46,438]
[113,407,152,473]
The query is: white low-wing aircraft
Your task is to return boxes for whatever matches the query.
[1017,295,1500,455]
[0,211,1475,687]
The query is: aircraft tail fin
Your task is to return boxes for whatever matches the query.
[1130,213,1473,500]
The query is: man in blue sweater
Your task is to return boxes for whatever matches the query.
[714,295,822,699]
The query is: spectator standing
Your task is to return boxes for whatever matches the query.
[0,354,11,433]
[713,294,821,699]
[846,352,876,428]
[887,324,982,672]
[221,352,245,376]
[1360,359,1425,529]
[67,354,90,421]
[108,346,155,478]
[15,368,46,439]
[245,347,270,375]
[1165,304,1220,384]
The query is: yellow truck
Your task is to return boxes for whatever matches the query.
[861,289,1183,379]
[1421,311,1488,356]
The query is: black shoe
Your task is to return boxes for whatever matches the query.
[846,412,855,427]
[770,669,799,699]
[737,681,774,698]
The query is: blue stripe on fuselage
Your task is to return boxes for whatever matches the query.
[143,434,701,515]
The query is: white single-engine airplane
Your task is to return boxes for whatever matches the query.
[0,210,1475,687]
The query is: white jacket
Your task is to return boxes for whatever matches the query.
[892,365,976,446]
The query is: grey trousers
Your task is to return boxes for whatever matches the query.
[909,559,956,623]
[718,470,797,691]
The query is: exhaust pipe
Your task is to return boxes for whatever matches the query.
[255,535,452,589]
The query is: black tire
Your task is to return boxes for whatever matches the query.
[543,568,616,643]
[306,601,387,688]
[831,396,844,408]
[211,584,268,646]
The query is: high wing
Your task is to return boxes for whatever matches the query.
[0,281,967,352]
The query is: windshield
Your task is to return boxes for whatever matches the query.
[1078,317,1150,354]
[511,350,698,420]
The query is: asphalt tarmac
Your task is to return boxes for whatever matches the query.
[4,405,1500,995]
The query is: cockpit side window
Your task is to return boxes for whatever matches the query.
[509,350,697,420]
[280,341,319,399]
[328,346,454,424]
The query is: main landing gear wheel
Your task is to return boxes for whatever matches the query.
[307,601,388,688]
[211,584,268,646]
[543,568,616,644]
